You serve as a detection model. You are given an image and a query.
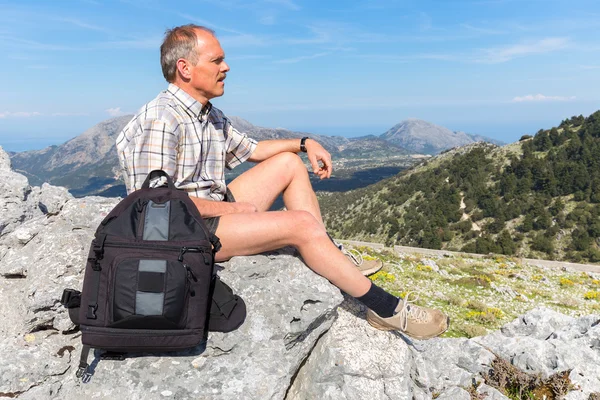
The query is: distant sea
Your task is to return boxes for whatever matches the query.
[0,138,71,153]
[1,120,552,153]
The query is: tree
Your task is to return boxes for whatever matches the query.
[531,233,554,255]
[571,228,592,251]
[497,230,516,255]
[520,214,534,232]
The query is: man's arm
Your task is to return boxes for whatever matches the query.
[248,138,333,179]
[189,196,257,218]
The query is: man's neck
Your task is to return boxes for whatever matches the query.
[171,81,209,106]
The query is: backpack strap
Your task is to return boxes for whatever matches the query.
[208,276,246,333]
[86,233,107,320]
[210,233,221,254]
[61,288,81,325]
[76,344,93,383]
[141,170,176,189]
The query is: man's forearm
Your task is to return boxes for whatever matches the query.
[189,196,242,218]
[247,139,304,162]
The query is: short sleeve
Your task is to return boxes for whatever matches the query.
[223,118,257,170]
[122,118,180,191]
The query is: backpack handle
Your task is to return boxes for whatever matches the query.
[141,170,177,190]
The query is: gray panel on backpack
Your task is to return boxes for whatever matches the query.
[143,200,171,240]
[136,292,165,315]
[139,259,167,273]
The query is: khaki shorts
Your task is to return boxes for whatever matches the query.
[203,188,236,235]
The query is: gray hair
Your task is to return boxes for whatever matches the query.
[160,24,215,82]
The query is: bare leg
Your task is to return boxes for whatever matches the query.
[228,152,324,227]
[214,210,371,297]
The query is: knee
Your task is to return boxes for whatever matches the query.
[272,152,307,176]
[288,210,327,245]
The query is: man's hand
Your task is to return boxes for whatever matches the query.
[305,139,332,179]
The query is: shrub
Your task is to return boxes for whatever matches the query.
[584,291,599,300]
[559,278,575,286]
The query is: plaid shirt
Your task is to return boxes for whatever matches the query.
[116,84,257,200]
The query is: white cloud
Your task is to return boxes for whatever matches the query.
[106,107,126,116]
[56,17,112,33]
[51,112,89,117]
[512,94,576,102]
[0,111,91,118]
[259,14,277,25]
[275,52,330,64]
[478,37,569,63]
[0,111,42,118]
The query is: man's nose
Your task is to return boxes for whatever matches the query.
[222,61,230,72]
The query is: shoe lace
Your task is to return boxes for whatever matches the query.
[342,248,363,266]
[397,292,430,331]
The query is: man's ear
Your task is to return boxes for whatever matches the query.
[176,59,191,80]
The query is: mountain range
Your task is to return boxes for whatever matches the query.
[8,115,500,197]
[320,111,600,264]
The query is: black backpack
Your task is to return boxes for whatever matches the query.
[61,170,245,382]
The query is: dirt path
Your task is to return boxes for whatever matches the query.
[338,239,600,274]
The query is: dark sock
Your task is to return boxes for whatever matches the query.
[355,282,399,318]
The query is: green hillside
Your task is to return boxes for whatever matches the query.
[321,111,600,264]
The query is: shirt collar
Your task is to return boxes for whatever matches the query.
[167,83,212,121]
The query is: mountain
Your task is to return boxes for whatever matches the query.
[321,112,600,264]
[380,118,503,154]
[10,115,132,197]
[9,115,499,198]
[9,115,411,198]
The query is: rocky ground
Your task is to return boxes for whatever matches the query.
[1,146,599,400]
[350,245,600,339]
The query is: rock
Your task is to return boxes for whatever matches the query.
[0,166,345,399]
[287,299,419,400]
[1,160,600,399]
[480,307,600,399]
[38,183,72,215]
[422,259,440,272]
[0,148,41,237]
[289,304,600,400]
[0,146,11,169]
[435,387,471,400]
[0,331,73,396]
[491,283,521,299]
[476,384,509,399]
[0,147,73,238]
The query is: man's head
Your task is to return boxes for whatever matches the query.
[160,24,230,104]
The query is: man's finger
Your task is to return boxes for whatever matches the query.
[308,154,319,174]
[322,153,332,178]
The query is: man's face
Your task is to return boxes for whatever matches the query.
[187,30,230,103]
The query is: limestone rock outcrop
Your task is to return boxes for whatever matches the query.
[0,145,598,400]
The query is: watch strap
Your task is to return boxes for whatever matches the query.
[300,137,309,152]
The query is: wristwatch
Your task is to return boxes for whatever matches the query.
[300,137,309,153]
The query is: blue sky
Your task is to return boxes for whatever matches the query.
[1,0,599,151]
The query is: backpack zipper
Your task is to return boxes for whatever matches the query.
[99,241,210,264]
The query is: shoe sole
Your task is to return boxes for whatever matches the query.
[360,266,383,276]
[367,316,451,340]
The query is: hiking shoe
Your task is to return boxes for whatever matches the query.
[342,247,383,276]
[366,293,449,339]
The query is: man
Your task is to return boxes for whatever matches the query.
[116,24,449,339]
